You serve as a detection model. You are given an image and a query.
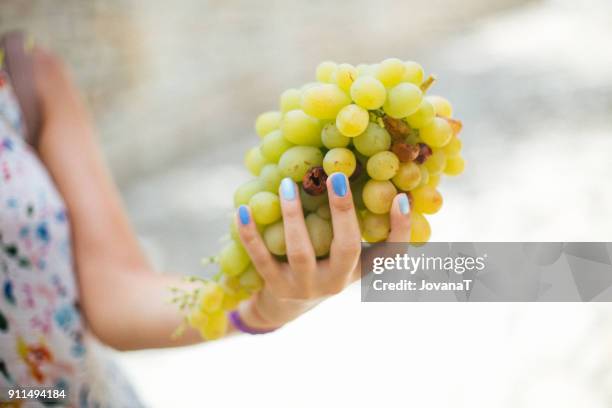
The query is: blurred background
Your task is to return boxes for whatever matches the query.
[2,0,612,406]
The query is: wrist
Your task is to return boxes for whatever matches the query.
[237,294,284,332]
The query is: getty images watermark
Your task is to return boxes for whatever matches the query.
[361,242,612,302]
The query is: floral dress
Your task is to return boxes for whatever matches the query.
[0,67,143,406]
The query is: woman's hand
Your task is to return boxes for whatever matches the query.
[235,173,411,330]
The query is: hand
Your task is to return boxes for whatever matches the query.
[235,173,411,330]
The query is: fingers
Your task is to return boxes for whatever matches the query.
[278,178,317,276]
[235,205,283,290]
[387,193,411,242]
[327,173,362,275]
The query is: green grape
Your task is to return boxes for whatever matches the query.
[323,147,357,177]
[316,61,338,82]
[255,111,282,138]
[366,151,399,181]
[423,149,447,176]
[278,146,324,182]
[406,99,435,129]
[362,211,390,242]
[350,76,386,110]
[281,109,322,146]
[280,88,302,113]
[427,174,441,188]
[402,61,424,85]
[234,179,265,207]
[305,213,333,257]
[420,117,453,148]
[427,95,453,117]
[316,204,331,220]
[263,221,286,256]
[442,136,462,156]
[244,146,271,176]
[376,58,406,88]
[219,240,250,277]
[383,83,423,119]
[300,187,329,212]
[391,161,421,191]
[261,130,294,162]
[410,212,431,243]
[444,155,465,176]
[353,123,391,156]
[239,265,263,292]
[417,164,430,187]
[301,83,351,119]
[335,63,358,92]
[198,310,228,340]
[259,164,283,193]
[321,123,350,148]
[200,282,225,313]
[362,179,397,214]
[249,192,282,225]
[336,104,369,137]
[411,185,443,214]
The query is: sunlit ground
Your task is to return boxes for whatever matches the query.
[113,0,612,406]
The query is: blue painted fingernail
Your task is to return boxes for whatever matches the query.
[280,177,296,201]
[238,205,250,225]
[331,173,347,197]
[399,194,410,215]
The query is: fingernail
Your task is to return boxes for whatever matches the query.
[238,205,250,225]
[280,177,296,201]
[331,173,347,197]
[399,194,410,215]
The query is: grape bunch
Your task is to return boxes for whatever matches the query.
[172,58,464,339]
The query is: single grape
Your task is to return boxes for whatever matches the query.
[316,204,331,220]
[362,179,397,214]
[281,109,322,146]
[300,186,329,211]
[305,213,333,257]
[350,76,386,110]
[255,111,282,138]
[278,146,324,182]
[427,95,453,117]
[376,58,406,88]
[353,123,391,156]
[411,185,443,214]
[323,147,357,177]
[280,88,302,113]
[383,83,423,119]
[336,104,369,137]
[362,211,390,242]
[321,123,350,148]
[335,63,358,92]
[198,310,228,340]
[423,149,447,176]
[417,164,430,187]
[200,282,225,313]
[316,61,338,82]
[234,179,265,207]
[391,161,421,191]
[219,240,250,277]
[249,192,282,225]
[427,174,441,188]
[410,212,431,243]
[301,83,351,119]
[239,266,263,292]
[402,61,424,85]
[261,129,294,162]
[244,146,271,176]
[263,221,286,256]
[366,151,400,181]
[444,155,465,176]
[406,99,435,129]
[259,164,283,193]
[442,136,462,157]
[420,117,453,148]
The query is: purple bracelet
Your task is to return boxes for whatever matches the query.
[228,310,277,335]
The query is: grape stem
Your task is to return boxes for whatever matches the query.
[420,75,436,93]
